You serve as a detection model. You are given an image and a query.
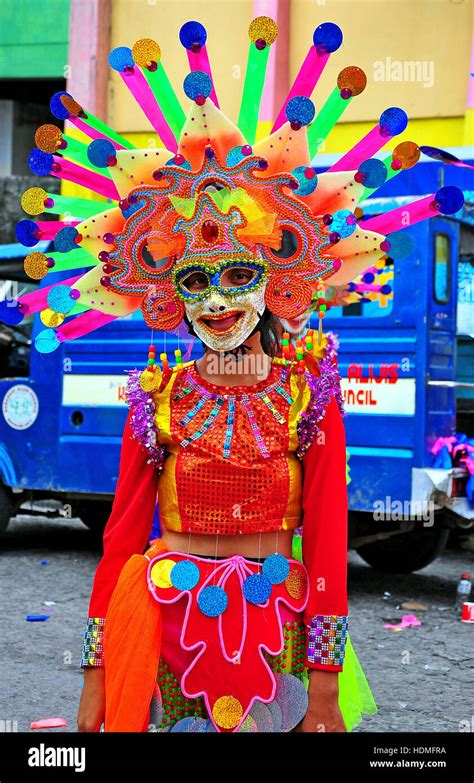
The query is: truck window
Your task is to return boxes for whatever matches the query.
[433,232,451,304]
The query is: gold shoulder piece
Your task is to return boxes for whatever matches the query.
[139,365,162,392]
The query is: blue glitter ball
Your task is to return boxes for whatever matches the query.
[0,301,24,326]
[16,220,40,247]
[290,166,318,196]
[226,146,246,167]
[179,21,207,50]
[385,231,413,260]
[379,107,408,137]
[109,46,134,72]
[357,158,387,189]
[50,91,73,120]
[286,96,315,127]
[243,572,272,605]
[170,560,200,591]
[331,209,357,239]
[183,71,212,101]
[435,186,464,215]
[262,554,290,585]
[197,585,228,617]
[87,139,116,168]
[47,285,76,314]
[55,226,79,253]
[171,717,208,733]
[313,22,343,53]
[35,328,61,354]
[29,149,54,176]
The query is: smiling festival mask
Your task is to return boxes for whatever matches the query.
[11,19,464,357]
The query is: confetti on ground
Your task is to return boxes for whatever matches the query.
[30,718,68,729]
[384,614,422,630]
[25,614,50,622]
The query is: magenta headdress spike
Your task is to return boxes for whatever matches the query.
[28,149,120,200]
[328,107,408,173]
[272,22,342,133]
[15,274,84,316]
[49,91,135,150]
[363,186,464,234]
[109,47,178,151]
[16,220,80,245]
[34,311,119,354]
[180,21,219,108]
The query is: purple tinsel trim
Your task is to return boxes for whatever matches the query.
[124,369,167,472]
[296,332,345,460]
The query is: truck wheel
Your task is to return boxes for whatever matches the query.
[355,527,450,573]
[0,482,13,534]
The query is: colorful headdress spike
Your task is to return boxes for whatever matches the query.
[4,16,463,354]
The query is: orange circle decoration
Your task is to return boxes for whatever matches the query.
[265,274,313,319]
[141,284,185,330]
[392,141,420,170]
[285,569,307,600]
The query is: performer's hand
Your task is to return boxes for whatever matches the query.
[295,669,346,732]
[77,667,106,732]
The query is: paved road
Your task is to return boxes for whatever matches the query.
[0,514,473,733]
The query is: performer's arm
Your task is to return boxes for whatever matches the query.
[80,408,159,667]
[301,395,348,672]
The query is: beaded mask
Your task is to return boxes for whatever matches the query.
[8,18,463,353]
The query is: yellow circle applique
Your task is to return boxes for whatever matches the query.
[285,568,307,600]
[139,366,162,392]
[150,559,176,588]
[212,696,243,729]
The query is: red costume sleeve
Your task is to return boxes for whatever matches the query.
[301,395,349,672]
[81,409,160,667]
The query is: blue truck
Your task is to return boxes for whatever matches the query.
[0,151,472,572]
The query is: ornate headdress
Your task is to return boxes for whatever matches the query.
[4,18,464,354]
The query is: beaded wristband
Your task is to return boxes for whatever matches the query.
[306,614,348,668]
[80,617,105,667]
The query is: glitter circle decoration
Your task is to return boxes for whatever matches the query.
[226,146,246,167]
[47,285,76,314]
[313,22,343,54]
[179,21,207,50]
[198,585,228,617]
[0,301,24,326]
[290,166,318,197]
[331,210,357,239]
[379,107,408,137]
[434,185,464,215]
[170,717,208,733]
[35,124,62,154]
[337,66,367,98]
[40,308,65,328]
[150,558,176,588]
[139,367,162,393]
[49,91,73,120]
[28,149,53,177]
[212,696,243,729]
[275,673,308,731]
[286,97,315,127]
[248,16,278,46]
[267,698,283,732]
[242,572,272,605]
[357,158,387,189]
[141,284,185,331]
[16,220,40,247]
[21,188,48,217]
[285,568,307,600]
[249,700,274,732]
[87,139,117,168]
[382,231,413,260]
[54,227,80,253]
[148,683,163,728]
[170,559,200,591]
[132,38,161,68]
[183,71,213,101]
[24,252,49,280]
[60,95,83,117]
[265,273,313,319]
[392,141,420,170]
[262,553,290,585]
[34,328,61,354]
[237,715,258,732]
[109,46,135,72]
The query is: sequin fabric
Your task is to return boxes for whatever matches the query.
[80,617,105,667]
[306,614,348,667]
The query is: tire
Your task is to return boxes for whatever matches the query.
[355,526,450,573]
[0,482,13,534]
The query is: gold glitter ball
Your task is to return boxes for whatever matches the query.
[132,38,161,68]
[61,95,83,117]
[248,16,278,45]
[24,252,49,281]
[150,558,176,588]
[34,124,62,153]
[39,308,65,327]
[140,366,162,392]
[285,568,307,600]
[212,696,243,729]
[21,188,48,217]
